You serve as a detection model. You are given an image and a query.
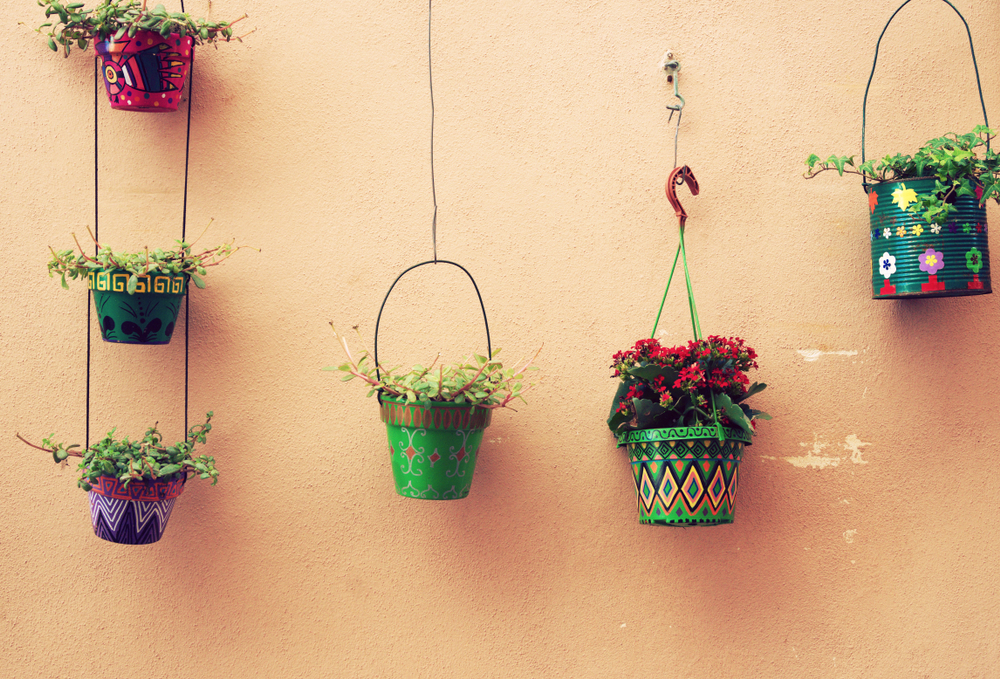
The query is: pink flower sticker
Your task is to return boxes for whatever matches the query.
[918,248,945,275]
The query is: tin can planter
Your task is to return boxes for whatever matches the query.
[379,396,493,500]
[94,31,194,112]
[89,269,186,344]
[869,181,991,300]
[88,475,186,544]
[619,425,752,526]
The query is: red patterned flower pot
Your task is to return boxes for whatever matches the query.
[88,475,186,544]
[94,31,194,112]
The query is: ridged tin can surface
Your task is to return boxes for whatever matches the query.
[869,177,990,299]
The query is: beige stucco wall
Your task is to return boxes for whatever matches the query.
[3,0,1000,676]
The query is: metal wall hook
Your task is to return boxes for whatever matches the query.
[662,51,685,167]
[661,52,685,117]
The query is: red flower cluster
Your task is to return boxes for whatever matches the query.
[610,335,760,424]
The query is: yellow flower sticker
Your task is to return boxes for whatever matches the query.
[892,183,918,211]
[912,224,924,237]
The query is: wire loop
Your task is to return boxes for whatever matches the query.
[861,0,989,176]
[373,260,493,403]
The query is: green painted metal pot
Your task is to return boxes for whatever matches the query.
[379,396,492,500]
[618,425,751,526]
[869,177,990,299]
[88,269,187,344]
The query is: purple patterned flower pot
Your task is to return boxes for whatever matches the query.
[88,475,186,544]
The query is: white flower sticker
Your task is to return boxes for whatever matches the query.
[930,224,942,234]
[878,252,896,279]
[882,227,892,239]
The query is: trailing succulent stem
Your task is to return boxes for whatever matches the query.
[36,0,251,57]
[17,412,218,491]
[804,126,1000,226]
[325,324,541,409]
[47,222,253,294]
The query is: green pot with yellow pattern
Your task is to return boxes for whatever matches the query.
[379,396,492,500]
[618,425,751,526]
[89,269,187,344]
[869,177,991,299]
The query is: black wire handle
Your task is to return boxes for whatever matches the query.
[373,260,493,397]
[88,1,194,447]
[862,0,989,174]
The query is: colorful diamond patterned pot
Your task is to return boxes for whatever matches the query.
[89,269,187,345]
[88,475,186,544]
[619,425,751,526]
[94,31,194,112]
[379,396,493,500]
[869,177,990,299]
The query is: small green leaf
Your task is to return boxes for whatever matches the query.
[715,393,753,435]
[191,274,205,289]
[733,382,767,403]
[633,398,667,429]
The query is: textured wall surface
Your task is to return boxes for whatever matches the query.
[3,0,1000,677]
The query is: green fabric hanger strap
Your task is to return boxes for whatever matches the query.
[650,165,724,441]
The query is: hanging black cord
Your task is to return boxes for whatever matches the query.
[88,4,195,447]
[861,0,989,176]
[181,57,194,435]
[428,0,438,262]
[179,0,190,435]
[88,56,100,450]
[373,259,493,385]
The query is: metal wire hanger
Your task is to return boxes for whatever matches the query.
[88,0,195,447]
[373,0,492,387]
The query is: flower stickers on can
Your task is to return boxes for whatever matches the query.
[918,248,946,293]
[878,251,897,296]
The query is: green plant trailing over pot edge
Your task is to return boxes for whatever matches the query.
[327,326,541,500]
[607,336,770,436]
[804,126,1000,227]
[325,324,541,408]
[17,411,218,491]
[47,223,252,294]
[34,0,251,57]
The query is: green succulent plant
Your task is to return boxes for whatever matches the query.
[35,0,249,56]
[18,412,218,491]
[47,224,252,294]
[325,324,541,409]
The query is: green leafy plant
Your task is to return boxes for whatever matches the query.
[608,336,770,435]
[17,412,218,491]
[48,223,252,294]
[34,0,250,57]
[325,324,541,408]
[804,126,1000,226]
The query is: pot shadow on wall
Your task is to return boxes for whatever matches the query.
[397,417,561,603]
[883,294,996,426]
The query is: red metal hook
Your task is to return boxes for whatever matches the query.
[665,165,699,229]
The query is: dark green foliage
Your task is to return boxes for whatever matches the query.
[805,126,1000,226]
[20,413,218,491]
